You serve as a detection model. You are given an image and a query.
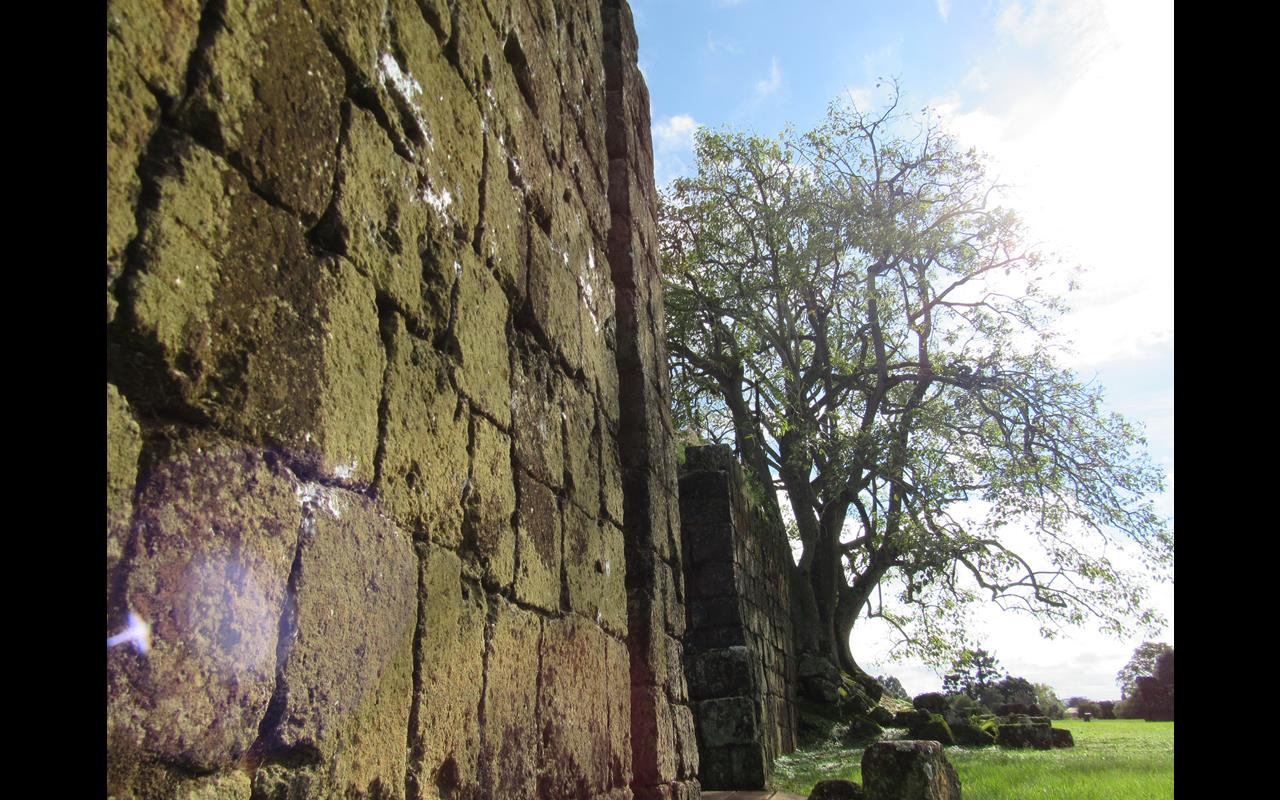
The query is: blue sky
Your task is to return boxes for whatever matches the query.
[634,0,1173,701]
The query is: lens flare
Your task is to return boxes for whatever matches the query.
[107,610,151,654]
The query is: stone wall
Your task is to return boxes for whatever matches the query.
[678,446,798,789]
[106,1,694,798]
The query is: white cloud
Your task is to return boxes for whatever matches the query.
[937,0,952,21]
[755,57,782,99]
[706,33,744,55]
[652,114,703,188]
[843,85,873,110]
[929,0,1172,368]
[653,113,701,154]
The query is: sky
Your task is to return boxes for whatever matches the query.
[633,0,1173,701]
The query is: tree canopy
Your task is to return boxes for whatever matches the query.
[942,648,1003,700]
[659,84,1172,676]
[1116,641,1173,699]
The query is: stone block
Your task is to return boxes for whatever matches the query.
[121,138,383,485]
[695,697,758,748]
[454,253,512,428]
[861,741,961,800]
[525,227,584,369]
[385,0,484,238]
[630,685,676,785]
[106,0,203,100]
[513,471,561,612]
[108,442,300,770]
[604,634,633,790]
[179,0,343,221]
[685,647,752,701]
[537,615,611,797]
[106,34,158,291]
[478,598,540,799]
[810,779,866,800]
[376,314,469,545]
[299,0,388,86]
[509,335,564,488]
[266,487,418,795]
[319,104,452,341]
[409,545,486,799]
[671,702,700,781]
[563,504,624,631]
[462,414,515,590]
[480,129,529,300]
[107,384,142,598]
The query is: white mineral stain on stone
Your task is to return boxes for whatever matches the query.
[422,184,453,217]
[378,52,434,150]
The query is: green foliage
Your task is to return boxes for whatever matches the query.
[771,719,1174,799]
[943,647,1003,700]
[1034,684,1067,719]
[876,674,910,702]
[1116,642,1172,699]
[660,81,1173,670]
[1074,700,1102,717]
[978,675,1037,710]
[949,692,989,717]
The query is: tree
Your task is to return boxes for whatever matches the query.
[978,675,1037,710]
[876,674,910,701]
[941,648,1003,700]
[1034,683,1066,719]
[1116,642,1173,699]
[660,83,1173,678]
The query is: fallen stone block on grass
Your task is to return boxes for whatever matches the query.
[862,740,961,800]
[809,778,866,799]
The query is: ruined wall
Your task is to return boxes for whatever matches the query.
[678,446,798,790]
[106,1,694,798]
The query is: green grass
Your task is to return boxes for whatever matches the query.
[771,719,1173,799]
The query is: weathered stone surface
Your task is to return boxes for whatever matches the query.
[408,545,486,800]
[696,697,758,748]
[509,334,565,488]
[107,0,204,100]
[264,487,417,796]
[950,718,997,747]
[562,506,628,633]
[605,634,635,790]
[526,226,584,369]
[376,314,468,545]
[319,104,452,340]
[454,254,512,427]
[180,0,343,220]
[539,615,612,797]
[480,128,529,299]
[462,415,515,589]
[907,714,953,747]
[385,0,483,239]
[809,779,866,800]
[513,470,561,611]
[685,646,752,701]
[913,693,949,714]
[121,138,383,484]
[1050,728,1074,748]
[108,443,301,770]
[563,377,602,512]
[478,598,540,799]
[107,384,142,594]
[869,706,896,727]
[174,770,253,800]
[994,719,1053,750]
[631,685,677,785]
[106,34,158,297]
[861,741,962,800]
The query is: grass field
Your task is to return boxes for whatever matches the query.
[770,719,1174,799]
